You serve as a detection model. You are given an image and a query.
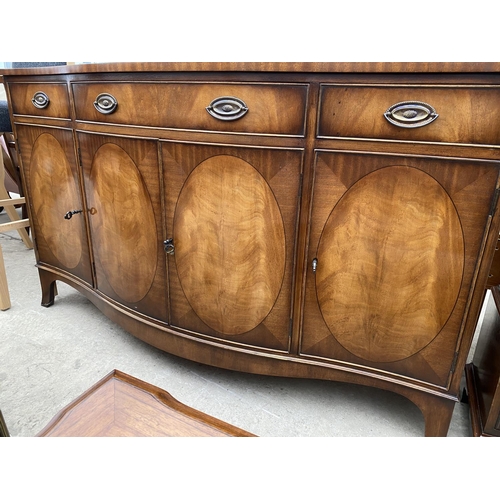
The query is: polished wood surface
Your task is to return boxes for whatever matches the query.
[164,142,301,351]
[37,370,254,437]
[318,85,500,145]
[8,83,70,118]
[174,155,286,335]
[3,62,500,76]
[302,151,500,387]
[88,143,157,303]
[15,125,93,286]
[30,133,83,269]
[315,165,464,363]
[73,82,308,136]
[4,63,500,437]
[79,132,167,321]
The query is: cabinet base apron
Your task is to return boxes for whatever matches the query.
[38,267,457,437]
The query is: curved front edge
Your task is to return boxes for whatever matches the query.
[38,268,458,436]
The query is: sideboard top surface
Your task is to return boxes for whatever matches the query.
[1,62,500,77]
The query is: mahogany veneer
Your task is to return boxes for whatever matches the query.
[2,63,500,436]
[37,370,254,437]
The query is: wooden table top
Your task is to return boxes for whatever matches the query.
[37,370,254,437]
[2,62,500,77]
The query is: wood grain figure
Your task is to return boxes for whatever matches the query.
[37,370,254,437]
[174,155,286,335]
[4,63,500,436]
[88,143,157,303]
[316,165,464,362]
[29,133,83,269]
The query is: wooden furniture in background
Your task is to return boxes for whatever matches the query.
[37,370,254,437]
[2,63,500,436]
[1,132,30,242]
[0,148,32,310]
[465,284,500,437]
[2,133,21,192]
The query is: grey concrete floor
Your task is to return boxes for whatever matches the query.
[0,210,481,437]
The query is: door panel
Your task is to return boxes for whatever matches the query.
[16,125,92,285]
[302,151,500,388]
[163,141,302,352]
[315,165,464,363]
[174,155,286,335]
[78,133,167,322]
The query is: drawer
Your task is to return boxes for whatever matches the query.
[318,85,500,145]
[8,83,71,119]
[72,82,308,136]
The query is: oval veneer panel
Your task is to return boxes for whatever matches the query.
[89,143,157,303]
[30,133,82,269]
[174,155,286,335]
[316,165,464,363]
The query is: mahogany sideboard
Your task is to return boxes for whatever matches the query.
[2,62,500,436]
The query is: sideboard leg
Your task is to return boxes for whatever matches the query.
[39,269,57,307]
[421,396,456,437]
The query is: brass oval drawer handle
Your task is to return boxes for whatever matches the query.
[384,101,438,128]
[206,96,248,121]
[94,93,118,114]
[31,91,50,109]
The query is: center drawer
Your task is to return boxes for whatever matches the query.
[72,82,308,136]
[318,84,500,146]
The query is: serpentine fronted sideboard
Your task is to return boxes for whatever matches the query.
[2,62,500,436]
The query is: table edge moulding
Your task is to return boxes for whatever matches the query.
[36,369,255,437]
[3,62,500,437]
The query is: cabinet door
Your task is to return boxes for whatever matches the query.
[302,151,500,388]
[16,125,92,285]
[78,133,167,322]
[162,142,302,352]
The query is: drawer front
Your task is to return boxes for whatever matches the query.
[73,82,308,136]
[9,83,71,118]
[318,85,500,145]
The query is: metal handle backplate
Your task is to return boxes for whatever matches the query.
[384,101,438,128]
[32,92,50,109]
[94,93,118,114]
[206,96,248,121]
